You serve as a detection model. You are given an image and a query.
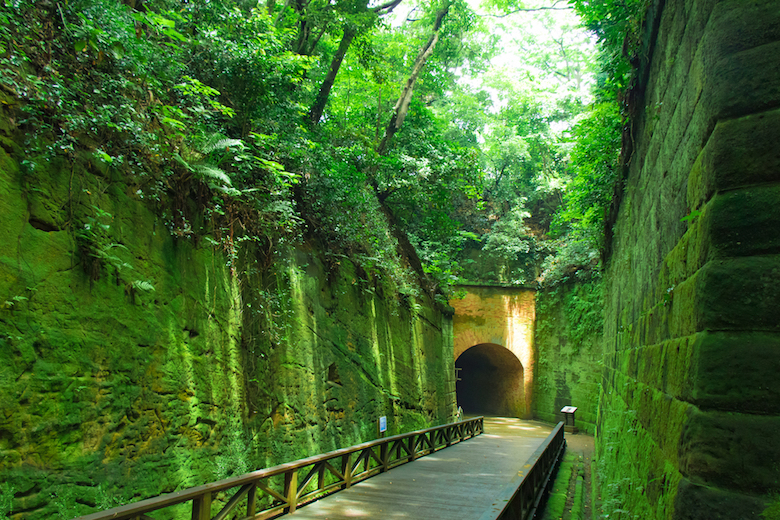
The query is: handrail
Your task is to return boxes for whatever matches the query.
[478,421,566,520]
[73,416,484,520]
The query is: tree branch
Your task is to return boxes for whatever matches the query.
[308,25,357,124]
[483,0,571,18]
[377,2,449,153]
[372,0,403,15]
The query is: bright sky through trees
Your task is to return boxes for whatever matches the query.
[0,0,621,294]
[464,0,597,128]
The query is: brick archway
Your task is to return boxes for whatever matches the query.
[450,286,535,418]
[455,343,525,417]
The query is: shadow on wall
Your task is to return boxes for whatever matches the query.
[455,343,524,417]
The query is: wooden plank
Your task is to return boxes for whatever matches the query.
[246,483,257,517]
[283,418,553,520]
[256,480,287,504]
[213,483,253,520]
[341,453,352,489]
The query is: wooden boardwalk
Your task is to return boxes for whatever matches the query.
[283,417,553,519]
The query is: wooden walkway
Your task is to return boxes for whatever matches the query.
[282,417,553,519]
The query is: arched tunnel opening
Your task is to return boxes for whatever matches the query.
[456,343,524,417]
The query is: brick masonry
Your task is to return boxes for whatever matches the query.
[450,286,536,418]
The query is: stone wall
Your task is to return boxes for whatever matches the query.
[599,0,780,517]
[0,108,456,518]
[533,281,602,434]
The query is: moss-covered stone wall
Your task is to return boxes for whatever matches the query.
[599,0,780,518]
[533,280,603,434]
[0,107,456,518]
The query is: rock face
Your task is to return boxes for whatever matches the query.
[599,0,780,517]
[0,111,456,517]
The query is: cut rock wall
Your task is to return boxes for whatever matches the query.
[0,102,455,518]
[533,281,602,434]
[599,0,780,518]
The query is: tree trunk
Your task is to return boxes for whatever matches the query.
[308,25,357,124]
[306,1,402,125]
[377,3,450,155]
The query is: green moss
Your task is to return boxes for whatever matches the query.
[679,409,780,493]
[673,479,768,520]
[570,473,584,520]
[762,496,780,520]
[0,135,456,519]
[542,451,576,520]
[534,280,603,433]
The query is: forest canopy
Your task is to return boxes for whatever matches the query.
[0,0,648,294]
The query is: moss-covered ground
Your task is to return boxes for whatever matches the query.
[541,443,590,520]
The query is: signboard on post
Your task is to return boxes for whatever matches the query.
[560,406,578,433]
[379,416,387,434]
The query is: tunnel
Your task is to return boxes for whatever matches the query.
[455,343,524,417]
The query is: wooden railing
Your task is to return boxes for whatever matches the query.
[74,417,484,520]
[478,421,566,520]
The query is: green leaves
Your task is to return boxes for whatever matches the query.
[174,76,235,118]
[132,280,155,292]
[569,0,651,101]
[680,209,701,223]
[130,11,189,47]
[193,164,232,186]
[554,101,621,245]
[3,0,609,296]
[73,13,104,54]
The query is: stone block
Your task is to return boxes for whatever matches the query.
[697,256,780,331]
[648,0,690,106]
[708,185,780,258]
[704,41,780,125]
[673,478,767,520]
[687,108,780,207]
[635,336,699,399]
[704,0,780,63]
[679,408,780,493]
[691,331,780,413]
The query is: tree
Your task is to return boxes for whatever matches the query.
[377,1,451,155]
[308,0,403,125]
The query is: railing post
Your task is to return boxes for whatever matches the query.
[342,453,353,489]
[381,443,389,472]
[284,470,298,514]
[191,492,211,520]
[246,483,257,517]
[318,462,326,489]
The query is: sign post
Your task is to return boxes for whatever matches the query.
[560,406,578,433]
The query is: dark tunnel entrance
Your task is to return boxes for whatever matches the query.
[456,343,524,417]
